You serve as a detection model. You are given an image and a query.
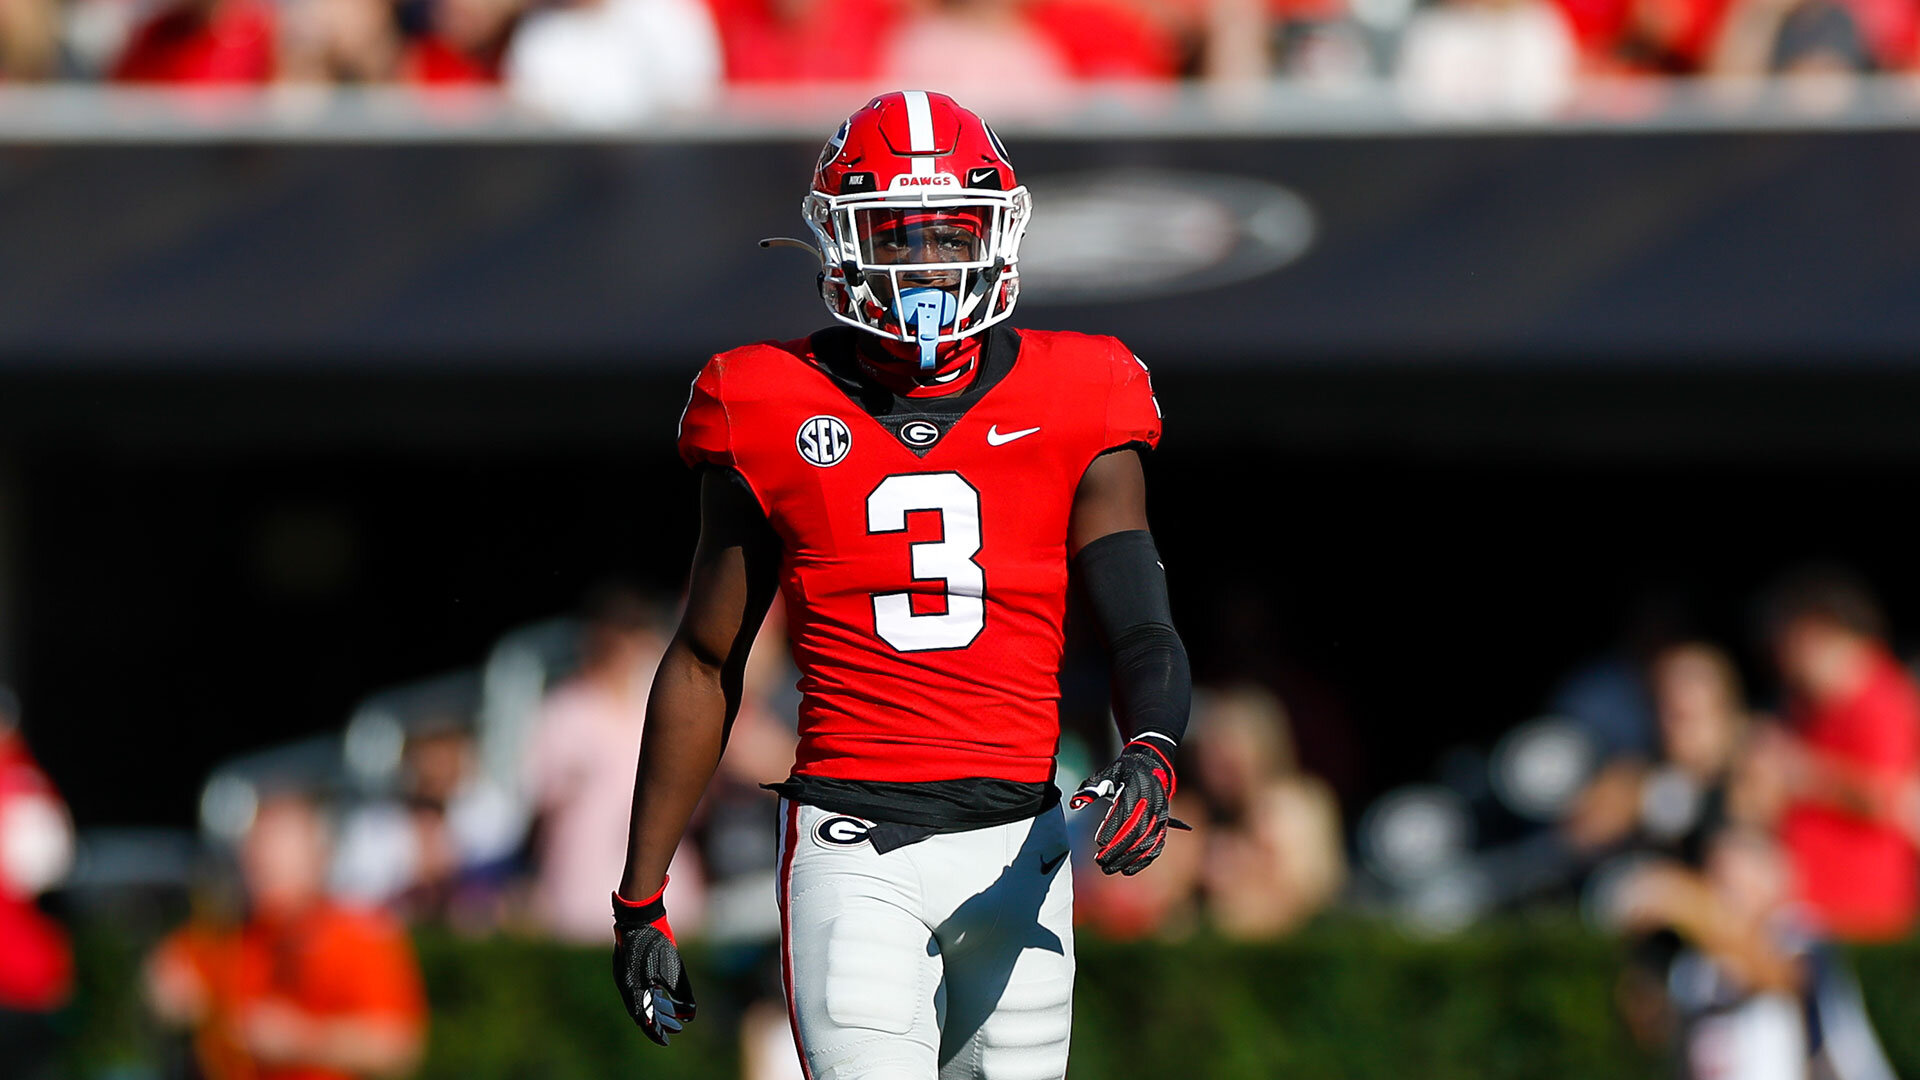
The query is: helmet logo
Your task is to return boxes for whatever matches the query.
[796,415,852,467]
[900,420,940,447]
[817,120,850,170]
[983,123,1011,165]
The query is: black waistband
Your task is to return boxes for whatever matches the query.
[765,775,1059,852]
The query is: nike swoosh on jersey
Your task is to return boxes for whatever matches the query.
[986,425,1041,446]
[1039,850,1069,876]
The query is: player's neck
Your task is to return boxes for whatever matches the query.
[858,336,983,398]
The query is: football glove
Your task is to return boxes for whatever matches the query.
[1070,740,1189,876]
[613,880,696,1046]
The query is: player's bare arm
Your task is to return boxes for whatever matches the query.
[1068,448,1194,875]
[612,468,778,1045]
[620,469,779,897]
[1068,447,1151,549]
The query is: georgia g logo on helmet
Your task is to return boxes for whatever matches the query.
[802,91,1032,373]
[817,120,850,171]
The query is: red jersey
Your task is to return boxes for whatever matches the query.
[706,0,898,83]
[1782,650,1920,941]
[111,0,276,84]
[399,37,503,85]
[0,734,72,1012]
[678,326,1161,785]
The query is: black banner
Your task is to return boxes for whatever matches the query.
[4,129,1918,368]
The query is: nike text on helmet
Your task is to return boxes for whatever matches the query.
[805,90,1032,369]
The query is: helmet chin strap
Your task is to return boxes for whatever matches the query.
[897,287,959,371]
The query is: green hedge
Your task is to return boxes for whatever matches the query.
[1850,946,1920,1070]
[62,920,1920,1079]
[1072,923,1654,1080]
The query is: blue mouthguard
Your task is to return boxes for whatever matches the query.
[897,287,959,371]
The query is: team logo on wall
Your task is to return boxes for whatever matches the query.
[815,816,872,847]
[1018,169,1315,305]
[899,420,940,447]
[797,415,851,466]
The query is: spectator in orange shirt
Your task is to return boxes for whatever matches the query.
[147,792,427,1080]
[1754,569,1920,942]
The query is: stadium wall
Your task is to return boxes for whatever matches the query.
[4,127,1920,368]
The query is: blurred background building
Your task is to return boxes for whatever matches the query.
[3,18,1920,1077]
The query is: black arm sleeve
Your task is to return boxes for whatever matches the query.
[1072,529,1191,748]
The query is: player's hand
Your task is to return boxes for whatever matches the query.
[1071,740,1188,876]
[613,883,696,1046]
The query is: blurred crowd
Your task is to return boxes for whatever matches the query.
[1366,567,1920,1080]
[0,685,75,1080]
[210,583,1348,959]
[0,584,1348,1080]
[0,0,1911,123]
[3,562,1918,1080]
[1584,570,1919,1080]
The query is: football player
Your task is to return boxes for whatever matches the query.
[612,90,1190,1080]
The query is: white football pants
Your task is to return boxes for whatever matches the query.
[774,799,1075,1080]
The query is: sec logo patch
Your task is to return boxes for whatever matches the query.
[797,415,851,467]
[814,816,872,847]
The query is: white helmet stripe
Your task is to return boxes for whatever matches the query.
[903,90,934,153]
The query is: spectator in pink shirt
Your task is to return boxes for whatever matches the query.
[525,587,705,943]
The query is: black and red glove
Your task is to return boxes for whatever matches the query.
[612,878,696,1046]
[1070,739,1188,876]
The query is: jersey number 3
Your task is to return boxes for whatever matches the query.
[866,472,985,652]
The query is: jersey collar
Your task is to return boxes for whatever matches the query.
[807,324,1022,458]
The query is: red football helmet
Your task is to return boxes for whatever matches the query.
[802,91,1031,371]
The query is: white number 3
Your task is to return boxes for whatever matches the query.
[866,472,985,652]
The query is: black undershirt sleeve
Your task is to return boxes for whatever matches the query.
[1072,529,1191,749]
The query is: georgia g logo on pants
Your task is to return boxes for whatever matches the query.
[815,816,872,847]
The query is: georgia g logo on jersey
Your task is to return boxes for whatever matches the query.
[797,415,852,466]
